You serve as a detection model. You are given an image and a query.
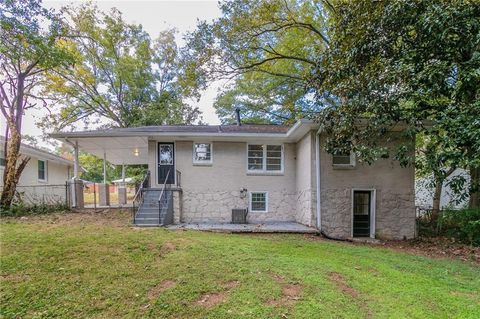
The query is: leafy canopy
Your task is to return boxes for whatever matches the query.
[42,3,202,130]
[185,0,332,124]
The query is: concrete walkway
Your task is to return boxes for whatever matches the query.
[167,222,318,234]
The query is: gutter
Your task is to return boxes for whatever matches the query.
[49,119,320,143]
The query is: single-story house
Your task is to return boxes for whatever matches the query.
[50,119,415,239]
[0,136,73,205]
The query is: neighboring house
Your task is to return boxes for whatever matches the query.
[415,168,470,209]
[0,136,73,205]
[51,119,415,240]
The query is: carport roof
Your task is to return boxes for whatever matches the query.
[49,120,318,165]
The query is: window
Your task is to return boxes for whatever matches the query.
[247,144,283,173]
[193,143,212,164]
[332,152,355,167]
[38,160,47,181]
[159,145,173,165]
[249,192,268,212]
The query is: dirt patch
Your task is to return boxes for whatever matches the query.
[194,292,227,308]
[147,280,176,300]
[377,237,480,264]
[160,242,176,254]
[0,273,28,283]
[304,234,480,264]
[194,280,241,308]
[266,273,303,307]
[329,272,359,298]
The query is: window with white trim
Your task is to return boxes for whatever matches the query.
[247,144,283,173]
[249,192,268,212]
[193,143,212,164]
[38,159,47,181]
[332,152,355,167]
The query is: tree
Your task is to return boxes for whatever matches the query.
[185,0,333,124]
[42,3,202,130]
[0,0,73,209]
[313,0,480,210]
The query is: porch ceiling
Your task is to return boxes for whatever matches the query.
[66,136,148,165]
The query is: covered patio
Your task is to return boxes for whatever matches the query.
[50,132,150,208]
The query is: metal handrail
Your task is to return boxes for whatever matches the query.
[132,171,150,224]
[158,170,171,224]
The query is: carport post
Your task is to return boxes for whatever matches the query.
[103,151,107,184]
[74,141,79,179]
[118,163,127,205]
[99,151,110,206]
[71,141,84,209]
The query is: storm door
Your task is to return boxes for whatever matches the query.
[158,143,175,184]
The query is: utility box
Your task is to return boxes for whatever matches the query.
[232,208,248,224]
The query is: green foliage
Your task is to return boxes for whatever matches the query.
[79,152,146,183]
[0,0,74,76]
[440,209,480,246]
[1,203,68,217]
[314,0,480,204]
[185,0,332,124]
[42,2,202,130]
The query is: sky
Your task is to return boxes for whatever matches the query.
[8,0,223,146]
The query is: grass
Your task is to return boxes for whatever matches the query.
[1,211,479,319]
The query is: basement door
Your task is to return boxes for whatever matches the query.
[158,143,175,184]
[353,190,372,237]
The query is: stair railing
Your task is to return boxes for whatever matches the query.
[132,171,150,224]
[158,169,171,224]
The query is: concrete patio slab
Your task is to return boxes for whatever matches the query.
[167,222,318,234]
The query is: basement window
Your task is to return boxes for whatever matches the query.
[249,192,268,212]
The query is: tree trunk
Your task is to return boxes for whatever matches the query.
[0,123,28,209]
[431,179,443,222]
[469,166,480,209]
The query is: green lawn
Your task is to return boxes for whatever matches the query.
[1,212,479,319]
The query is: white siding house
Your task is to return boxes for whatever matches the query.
[0,136,73,205]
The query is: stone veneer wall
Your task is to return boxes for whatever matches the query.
[319,134,416,240]
[181,189,296,223]
[151,140,298,224]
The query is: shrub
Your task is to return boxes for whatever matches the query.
[0,203,69,217]
[438,209,480,246]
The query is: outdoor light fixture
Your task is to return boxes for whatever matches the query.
[133,149,140,156]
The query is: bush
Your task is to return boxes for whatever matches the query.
[0,203,69,217]
[438,209,480,246]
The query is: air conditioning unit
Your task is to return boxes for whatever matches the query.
[231,208,248,224]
